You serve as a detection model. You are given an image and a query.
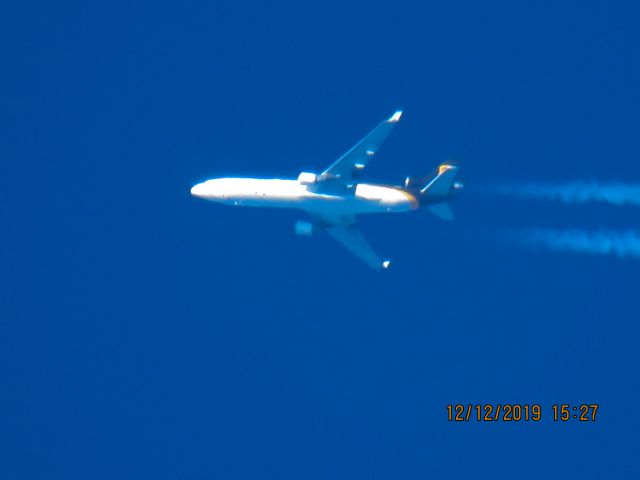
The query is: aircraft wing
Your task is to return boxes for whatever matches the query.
[318,110,403,186]
[326,226,390,270]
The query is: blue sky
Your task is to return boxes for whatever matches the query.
[2,1,639,478]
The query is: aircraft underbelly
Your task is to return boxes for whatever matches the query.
[301,197,407,215]
[291,190,413,214]
[237,193,407,212]
[210,181,416,214]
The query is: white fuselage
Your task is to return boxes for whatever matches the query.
[190,178,419,215]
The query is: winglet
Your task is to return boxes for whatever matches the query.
[382,260,391,269]
[387,110,403,123]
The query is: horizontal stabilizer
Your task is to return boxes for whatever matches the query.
[427,202,454,221]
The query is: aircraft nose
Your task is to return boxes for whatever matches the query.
[191,183,205,197]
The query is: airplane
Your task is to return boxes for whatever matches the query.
[190,110,462,270]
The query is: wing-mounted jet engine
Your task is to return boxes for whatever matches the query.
[294,220,314,236]
[297,172,318,185]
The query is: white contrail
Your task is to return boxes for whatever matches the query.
[507,229,640,259]
[493,181,640,206]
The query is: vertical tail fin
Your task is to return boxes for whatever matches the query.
[420,164,460,196]
[406,163,461,221]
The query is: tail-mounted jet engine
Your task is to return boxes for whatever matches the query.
[294,220,314,236]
